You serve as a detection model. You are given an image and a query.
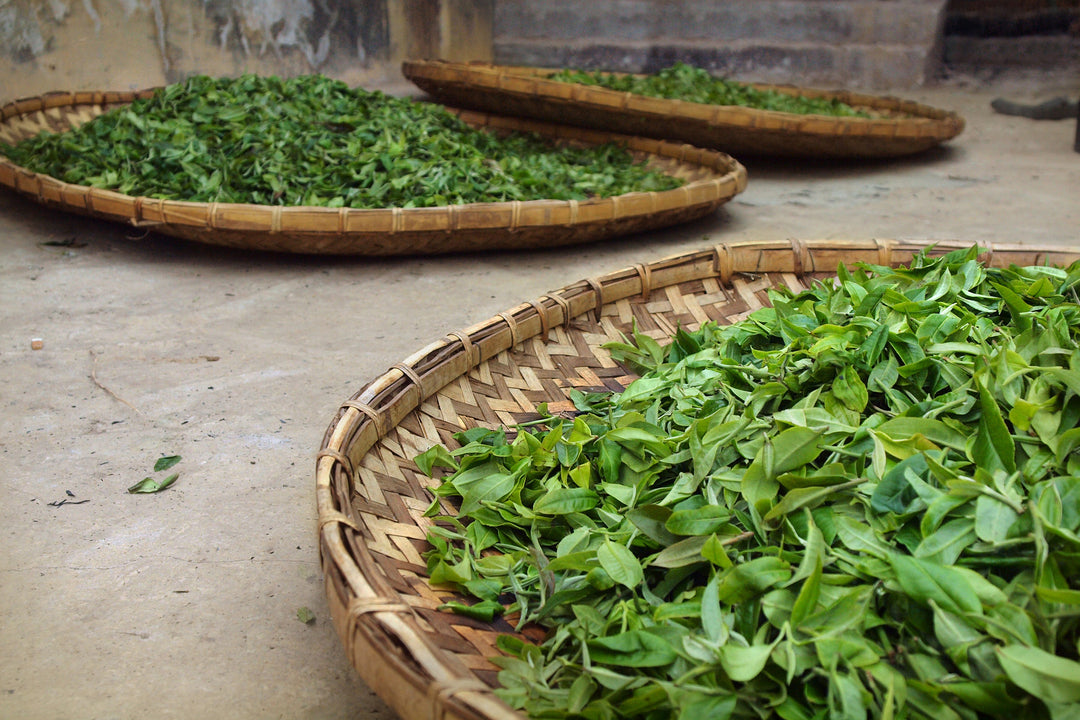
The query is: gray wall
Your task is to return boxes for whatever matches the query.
[2,0,493,100]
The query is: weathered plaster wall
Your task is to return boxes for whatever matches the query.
[1,0,492,101]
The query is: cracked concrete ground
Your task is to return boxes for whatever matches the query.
[1,70,1078,719]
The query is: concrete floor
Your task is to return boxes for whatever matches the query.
[1,70,1078,719]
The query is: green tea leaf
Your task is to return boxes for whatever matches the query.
[154,455,182,472]
[742,427,825,512]
[652,535,711,569]
[974,493,1020,543]
[588,630,677,667]
[533,487,600,515]
[597,540,644,589]
[628,504,679,546]
[439,599,505,622]
[665,504,732,536]
[996,645,1080,705]
[718,638,781,683]
[127,473,178,494]
[889,553,982,615]
[971,374,1016,474]
[714,556,791,605]
[550,62,872,118]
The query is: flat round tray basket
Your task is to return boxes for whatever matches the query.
[316,239,1078,720]
[0,90,746,255]
[402,60,966,160]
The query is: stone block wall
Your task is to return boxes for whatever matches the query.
[493,0,951,89]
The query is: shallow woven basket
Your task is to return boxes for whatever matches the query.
[317,238,1080,720]
[0,90,745,255]
[402,60,966,160]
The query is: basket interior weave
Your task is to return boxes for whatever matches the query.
[317,239,1079,720]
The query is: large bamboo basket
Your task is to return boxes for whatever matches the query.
[0,90,746,255]
[316,239,1079,720]
[402,60,966,160]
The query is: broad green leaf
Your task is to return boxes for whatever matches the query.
[914,517,976,566]
[765,481,862,523]
[651,535,710,569]
[627,504,679,545]
[675,693,736,720]
[597,540,644,589]
[439,599,504,622]
[776,462,854,490]
[1047,367,1080,398]
[996,644,1080,704]
[545,550,598,573]
[714,556,791,605]
[970,374,1016,474]
[974,493,1020,543]
[718,638,781,682]
[799,585,874,638]
[700,571,724,642]
[533,487,600,515]
[858,322,890,366]
[665,504,732,536]
[874,417,968,451]
[932,603,982,675]
[618,376,668,403]
[127,473,177,494]
[789,553,822,627]
[834,514,894,559]
[1035,585,1080,605]
[568,461,594,490]
[937,681,1025,717]
[428,556,472,586]
[567,674,596,714]
[701,533,734,569]
[742,427,825,512]
[412,444,455,479]
[870,454,928,514]
[829,669,867,720]
[889,553,982,615]
[153,455,182,472]
[822,635,883,672]
[832,365,869,412]
[588,630,677,667]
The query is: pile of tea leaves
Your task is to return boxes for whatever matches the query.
[549,62,871,118]
[418,246,1080,720]
[0,74,682,208]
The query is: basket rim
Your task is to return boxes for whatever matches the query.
[0,89,747,255]
[316,238,1080,720]
[401,59,966,159]
[404,59,964,127]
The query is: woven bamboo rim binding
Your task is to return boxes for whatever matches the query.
[402,60,966,160]
[0,90,746,256]
[317,238,1080,720]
